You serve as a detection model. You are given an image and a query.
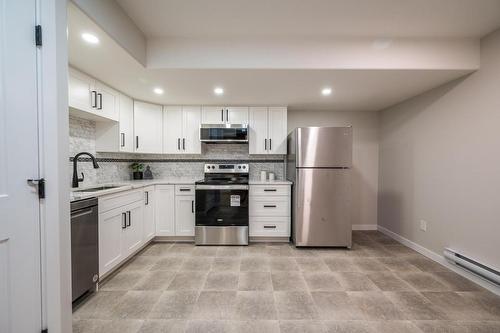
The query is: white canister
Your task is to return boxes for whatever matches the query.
[268,172,275,182]
[260,171,267,182]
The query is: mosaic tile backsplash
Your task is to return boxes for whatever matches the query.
[69,115,285,187]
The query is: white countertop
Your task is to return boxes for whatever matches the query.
[71,178,292,202]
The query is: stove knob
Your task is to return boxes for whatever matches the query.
[212,166,216,169]
[242,165,246,169]
[238,165,242,169]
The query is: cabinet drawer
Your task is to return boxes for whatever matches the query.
[249,217,290,237]
[175,185,195,195]
[250,185,290,196]
[249,196,290,217]
[99,190,143,213]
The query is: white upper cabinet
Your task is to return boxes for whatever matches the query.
[94,81,119,121]
[118,94,134,153]
[134,101,163,154]
[201,106,225,124]
[68,67,94,113]
[226,107,249,124]
[268,107,288,154]
[68,67,119,121]
[249,107,287,154]
[202,106,248,124]
[164,106,201,154]
[249,107,268,154]
[182,106,202,154]
[163,106,183,153]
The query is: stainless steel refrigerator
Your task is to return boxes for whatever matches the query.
[287,127,352,247]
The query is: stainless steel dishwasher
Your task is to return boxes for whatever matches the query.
[71,197,99,302]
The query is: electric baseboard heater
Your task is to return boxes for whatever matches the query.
[444,248,500,285]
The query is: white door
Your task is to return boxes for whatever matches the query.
[68,67,95,113]
[134,101,163,153]
[143,186,155,242]
[268,107,288,154]
[249,107,268,154]
[94,80,119,121]
[123,201,143,257]
[175,195,195,236]
[98,207,125,276]
[202,106,224,124]
[226,107,249,124]
[163,106,183,153]
[182,106,201,154]
[0,1,43,332]
[155,185,175,236]
[119,94,134,153]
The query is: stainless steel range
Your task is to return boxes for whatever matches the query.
[195,163,249,245]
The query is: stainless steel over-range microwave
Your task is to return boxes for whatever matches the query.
[199,124,248,143]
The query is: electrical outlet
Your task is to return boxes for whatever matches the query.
[420,220,427,232]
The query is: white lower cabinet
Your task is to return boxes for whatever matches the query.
[143,186,155,242]
[155,185,176,236]
[175,195,195,236]
[249,184,291,238]
[98,190,144,277]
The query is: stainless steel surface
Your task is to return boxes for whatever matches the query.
[196,184,249,190]
[204,163,249,173]
[296,127,352,168]
[195,226,249,245]
[293,168,351,247]
[71,197,99,302]
[200,139,249,143]
[73,185,123,193]
[287,127,353,248]
[200,124,248,129]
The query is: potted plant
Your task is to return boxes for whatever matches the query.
[130,162,145,180]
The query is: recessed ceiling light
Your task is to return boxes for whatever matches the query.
[214,87,224,95]
[81,32,99,44]
[321,87,332,96]
[153,87,164,95]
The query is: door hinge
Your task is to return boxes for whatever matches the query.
[35,25,42,46]
[27,178,46,199]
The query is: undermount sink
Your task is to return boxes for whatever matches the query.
[73,185,123,193]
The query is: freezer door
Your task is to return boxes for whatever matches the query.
[293,168,351,247]
[296,127,352,168]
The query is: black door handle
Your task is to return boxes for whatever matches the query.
[269,138,272,150]
[191,200,194,213]
[264,139,267,150]
[145,191,149,205]
[126,211,131,227]
[221,109,224,122]
[183,138,185,150]
[178,138,180,150]
[121,133,125,147]
[122,212,127,229]
[263,205,277,208]
[91,91,97,108]
[226,109,229,122]
[97,93,102,110]
[136,136,139,149]
[263,225,277,229]
[264,189,277,192]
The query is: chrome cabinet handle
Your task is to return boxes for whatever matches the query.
[91,91,97,108]
[97,93,102,110]
[126,211,131,227]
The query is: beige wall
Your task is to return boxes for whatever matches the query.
[288,110,380,228]
[379,29,500,269]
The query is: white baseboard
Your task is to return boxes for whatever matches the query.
[377,225,500,296]
[352,224,378,231]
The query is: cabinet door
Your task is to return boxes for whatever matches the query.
[143,186,155,242]
[134,101,163,153]
[175,195,195,236]
[268,107,288,154]
[119,94,134,152]
[94,80,119,121]
[182,106,201,154]
[155,185,175,236]
[163,106,183,154]
[123,200,144,257]
[68,67,95,113]
[226,107,249,124]
[202,106,225,124]
[249,107,268,154]
[98,207,125,276]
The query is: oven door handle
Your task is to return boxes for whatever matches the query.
[195,185,249,190]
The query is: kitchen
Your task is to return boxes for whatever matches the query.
[2,1,500,333]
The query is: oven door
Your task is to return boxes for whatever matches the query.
[195,185,249,226]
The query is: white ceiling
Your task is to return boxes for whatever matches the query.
[117,0,500,38]
[68,2,476,111]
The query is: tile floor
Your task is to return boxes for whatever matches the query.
[73,231,500,333]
